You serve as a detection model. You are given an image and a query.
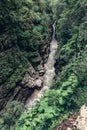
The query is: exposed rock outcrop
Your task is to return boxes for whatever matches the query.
[20,65,44,88]
[74,104,87,130]
[0,42,49,110]
[25,39,58,109]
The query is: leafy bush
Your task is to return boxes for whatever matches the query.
[14,71,78,130]
[0,101,24,130]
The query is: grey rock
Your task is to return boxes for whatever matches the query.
[74,104,87,130]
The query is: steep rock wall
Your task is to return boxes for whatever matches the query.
[0,38,50,110]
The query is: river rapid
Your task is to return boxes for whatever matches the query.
[26,23,58,109]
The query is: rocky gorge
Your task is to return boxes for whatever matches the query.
[0,40,50,110]
[0,0,87,130]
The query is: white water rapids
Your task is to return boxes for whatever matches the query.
[26,24,58,109]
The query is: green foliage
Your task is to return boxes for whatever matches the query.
[0,47,30,96]
[0,101,24,130]
[15,50,87,130]
[15,72,78,130]
[0,0,52,60]
[0,0,87,130]
[73,48,87,84]
[0,0,52,103]
[55,0,87,62]
[14,1,87,130]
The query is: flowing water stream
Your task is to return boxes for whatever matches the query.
[26,23,58,109]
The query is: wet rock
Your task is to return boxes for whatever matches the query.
[37,64,45,76]
[0,32,13,52]
[66,128,72,130]
[25,39,58,109]
[20,66,43,88]
[8,86,21,102]
[35,79,42,87]
[39,44,50,64]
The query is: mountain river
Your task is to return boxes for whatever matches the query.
[26,23,58,109]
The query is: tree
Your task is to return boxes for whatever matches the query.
[0,101,24,130]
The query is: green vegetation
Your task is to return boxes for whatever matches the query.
[0,0,87,130]
[0,0,52,101]
[0,101,24,130]
[14,0,87,130]
[0,47,30,96]
[15,54,87,129]
[15,72,78,130]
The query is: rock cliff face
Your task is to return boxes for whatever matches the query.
[0,0,52,110]
[0,40,50,110]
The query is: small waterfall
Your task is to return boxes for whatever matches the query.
[26,23,58,109]
[52,21,56,40]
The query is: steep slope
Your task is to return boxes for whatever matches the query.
[25,39,58,109]
[0,0,53,110]
[0,0,87,130]
[13,0,87,130]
